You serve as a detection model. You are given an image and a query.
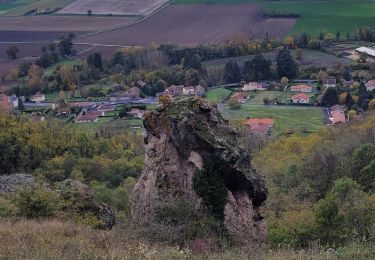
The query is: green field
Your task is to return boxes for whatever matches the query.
[207,87,324,136]
[221,103,324,136]
[0,0,74,16]
[173,0,375,35]
[73,118,143,133]
[206,87,233,103]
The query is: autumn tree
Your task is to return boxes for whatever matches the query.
[58,65,77,93]
[28,64,43,87]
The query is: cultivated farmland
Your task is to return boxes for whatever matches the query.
[0,16,138,32]
[58,0,169,16]
[173,0,375,35]
[77,4,295,46]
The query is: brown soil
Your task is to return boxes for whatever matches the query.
[77,4,296,46]
[0,16,138,32]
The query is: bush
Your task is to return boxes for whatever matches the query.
[193,161,228,221]
[13,185,60,218]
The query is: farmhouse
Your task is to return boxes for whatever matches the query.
[165,85,184,96]
[85,110,104,117]
[9,95,18,109]
[194,85,206,96]
[136,80,147,89]
[323,78,336,88]
[231,92,248,103]
[290,84,312,93]
[291,93,310,104]
[30,92,46,103]
[183,86,195,96]
[355,47,375,60]
[109,87,141,101]
[330,110,346,125]
[97,104,116,113]
[366,80,375,91]
[244,118,274,137]
[242,82,265,91]
[127,109,145,119]
[331,105,346,112]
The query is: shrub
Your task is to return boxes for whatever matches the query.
[193,161,228,221]
[13,185,60,218]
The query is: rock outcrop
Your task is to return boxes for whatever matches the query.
[0,174,35,193]
[131,97,267,243]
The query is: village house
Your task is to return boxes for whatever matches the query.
[55,107,71,117]
[9,94,18,108]
[97,104,116,113]
[290,84,313,93]
[183,86,195,96]
[330,110,346,125]
[231,92,248,103]
[291,93,310,104]
[244,118,274,137]
[75,114,98,123]
[109,87,141,102]
[323,78,336,88]
[194,85,206,96]
[30,92,46,103]
[165,85,184,96]
[85,110,104,117]
[127,108,145,119]
[366,80,375,92]
[355,47,375,61]
[242,82,266,91]
[136,80,147,89]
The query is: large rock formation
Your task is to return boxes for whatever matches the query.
[131,97,267,243]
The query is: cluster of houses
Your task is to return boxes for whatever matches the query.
[156,84,206,98]
[74,104,116,123]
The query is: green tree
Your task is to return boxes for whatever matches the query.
[243,54,271,81]
[322,87,339,106]
[315,194,346,246]
[87,52,103,71]
[277,49,297,79]
[6,45,19,59]
[58,34,75,57]
[223,60,241,84]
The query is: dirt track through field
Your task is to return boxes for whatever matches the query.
[77,4,295,46]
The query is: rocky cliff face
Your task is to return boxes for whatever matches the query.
[131,96,267,243]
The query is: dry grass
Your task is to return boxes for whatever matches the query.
[0,219,345,260]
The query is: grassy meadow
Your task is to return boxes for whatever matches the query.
[206,87,324,136]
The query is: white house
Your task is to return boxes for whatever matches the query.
[242,82,265,91]
[30,92,46,103]
[366,80,375,91]
[183,86,195,95]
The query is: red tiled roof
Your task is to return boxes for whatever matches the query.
[367,80,375,87]
[292,93,309,100]
[291,84,312,92]
[231,92,248,100]
[332,110,346,124]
